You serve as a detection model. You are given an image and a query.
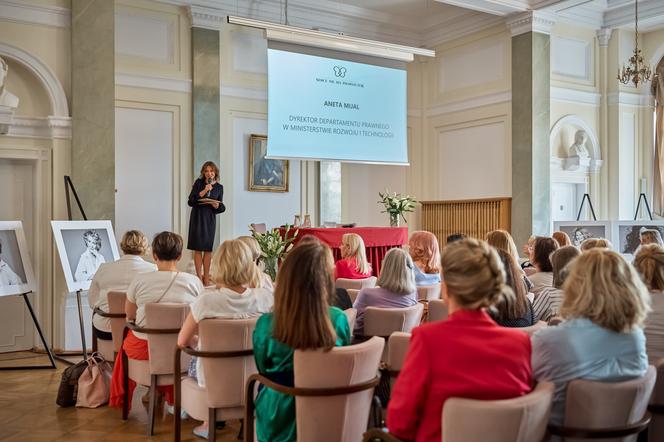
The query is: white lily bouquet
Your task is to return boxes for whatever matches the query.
[249,224,299,281]
[378,190,417,227]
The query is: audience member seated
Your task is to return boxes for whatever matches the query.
[527,236,559,296]
[533,246,579,323]
[335,233,372,279]
[552,231,572,247]
[579,237,612,251]
[408,231,441,286]
[640,229,664,246]
[253,242,351,442]
[445,233,466,244]
[521,235,537,275]
[237,235,274,289]
[109,231,203,412]
[352,247,418,336]
[177,239,273,438]
[88,230,156,342]
[486,229,532,292]
[633,244,664,364]
[489,249,536,327]
[531,248,649,425]
[387,238,533,442]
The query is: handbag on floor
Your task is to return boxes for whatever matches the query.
[76,352,112,408]
[56,357,89,407]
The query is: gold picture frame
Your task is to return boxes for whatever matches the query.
[248,134,289,192]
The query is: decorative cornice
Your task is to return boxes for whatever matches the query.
[421,13,505,48]
[596,28,612,47]
[550,87,601,106]
[0,0,70,28]
[220,85,267,101]
[506,11,556,37]
[5,116,72,139]
[115,72,192,93]
[607,91,655,107]
[426,91,511,117]
[187,5,225,30]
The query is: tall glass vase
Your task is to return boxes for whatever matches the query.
[263,256,278,282]
[390,212,400,227]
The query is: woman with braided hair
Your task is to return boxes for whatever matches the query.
[387,238,533,442]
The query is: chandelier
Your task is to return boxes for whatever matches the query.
[617,0,653,87]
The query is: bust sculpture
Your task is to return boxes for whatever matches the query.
[568,130,590,159]
[0,57,19,110]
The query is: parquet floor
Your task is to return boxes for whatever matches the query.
[0,352,242,441]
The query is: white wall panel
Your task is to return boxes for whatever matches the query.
[115,12,174,64]
[231,29,268,74]
[619,112,636,219]
[439,38,505,92]
[551,36,591,80]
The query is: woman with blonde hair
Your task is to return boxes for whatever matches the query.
[552,231,572,247]
[353,248,418,336]
[640,229,664,246]
[408,231,441,286]
[237,235,273,289]
[387,238,532,441]
[178,239,273,438]
[335,233,372,279]
[580,237,612,251]
[486,229,520,262]
[253,242,351,442]
[633,243,664,364]
[532,249,649,425]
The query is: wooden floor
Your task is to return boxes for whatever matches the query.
[0,352,242,441]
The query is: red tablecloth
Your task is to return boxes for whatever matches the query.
[284,227,408,276]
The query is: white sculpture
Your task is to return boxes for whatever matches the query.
[568,130,590,159]
[0,57,19,110]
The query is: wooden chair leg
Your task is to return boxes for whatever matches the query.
[208,408,216,442]
[122,351,129,420]
[237,419,244,440]
[147,375,157,436]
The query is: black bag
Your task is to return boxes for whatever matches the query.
[56,358,91,407]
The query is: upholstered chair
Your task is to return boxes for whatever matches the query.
[363,304,423,362]
[344,308,358,332]
[335,276,378,291]
[648,358,664,442]
[426,299,448,322]
[92,290,127,361]
[416,284,441,301]
[386,332,410,388]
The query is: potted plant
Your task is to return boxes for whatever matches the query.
[249,224,299,281]
[378,190,417,227]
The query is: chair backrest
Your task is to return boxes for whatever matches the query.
[250,223,267,233]
[427,299,448,322]
[649,359,664,442]
[107,291,127,353]
[521,321,547,336]
[442,381,555,442]
[198,318,257,409]
[564,365,656,442]
[387,331,410,386]
[335,277,377,291]
[347,289,360,304]
[294,336,384,442]
[363,304,424,337]
[344,308,357,332]
[416,284,441,301]
[145,303,190,375]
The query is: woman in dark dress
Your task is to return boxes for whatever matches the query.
[188,161,225,285]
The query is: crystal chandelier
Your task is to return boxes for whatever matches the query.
[617,0,653,87]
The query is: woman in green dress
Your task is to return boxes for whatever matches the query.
[253,242,351,442]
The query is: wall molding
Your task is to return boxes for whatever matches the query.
[6,116,72,139]
[608,91,655,107]
[550,87,601,106]
[427,91,511,117]
[187,5,225,30]
[506,11,556,37]
[220,84,267,101]
[115,72,192,93]
[0,0,70,28]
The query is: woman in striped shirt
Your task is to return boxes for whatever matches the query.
[533,246,580,323]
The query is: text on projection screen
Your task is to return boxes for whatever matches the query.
[267,48,408,164]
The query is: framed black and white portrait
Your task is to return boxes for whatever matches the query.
[248,134,289,192]
[553,221,612,248]
[0,221,36,297]
[613,221,664,257]
[51,220,120,292]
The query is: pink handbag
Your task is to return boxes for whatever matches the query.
[76,352,112,408]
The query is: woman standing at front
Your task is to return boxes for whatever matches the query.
[188,161,225,286]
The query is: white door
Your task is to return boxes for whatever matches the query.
[0,159,36,352]
[551,182,578,222]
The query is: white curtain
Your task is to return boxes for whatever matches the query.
[652,60,664,217]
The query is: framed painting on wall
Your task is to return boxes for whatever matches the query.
[248,134,289,192]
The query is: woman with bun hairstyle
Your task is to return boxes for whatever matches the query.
[387,238,533,442]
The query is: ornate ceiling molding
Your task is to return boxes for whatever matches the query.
[506,11,556,36]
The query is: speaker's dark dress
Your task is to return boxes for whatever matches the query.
[187,178,225,252]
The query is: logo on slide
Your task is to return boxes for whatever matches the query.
[333,66,347,78]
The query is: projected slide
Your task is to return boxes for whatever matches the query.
[267,49,408,164]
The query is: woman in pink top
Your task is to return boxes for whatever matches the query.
[335,233,372,279]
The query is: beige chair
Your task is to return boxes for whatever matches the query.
[648,358,664,442]
[363,381,555,442]
[121,303,191,436]
[92,290,127,361]
[364,304,423,362]
[336,277,378,291]
[386,332,410,387]
[548,365,656,441]
[344,308,358,332]
[427,299,448,322]
[245,336,385,442]
[173,318,257,442]
[521,321,547,336]
[250,223,267,233]
[416,284,441,301]
[347,289,360,304]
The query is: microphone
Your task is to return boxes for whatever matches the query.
[206,178,213,198]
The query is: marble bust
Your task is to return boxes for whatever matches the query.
[0,57,19,110]
[568,130,590,159]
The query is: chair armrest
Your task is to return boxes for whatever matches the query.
[363,428,403,442]
[125,321,181,334]
[649,404,664,414]
[93,307,126,318]
[547,412,651,439]
[180,345,253,358]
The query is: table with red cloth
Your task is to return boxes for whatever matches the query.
[283,226,408,276]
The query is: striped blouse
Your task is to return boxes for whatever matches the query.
[533,287,564,323]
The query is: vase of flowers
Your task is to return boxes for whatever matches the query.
[378,190,417,227]
[249,224,299,281]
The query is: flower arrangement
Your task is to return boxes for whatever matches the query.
[249,224,299,281]
[378,190,417,227]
